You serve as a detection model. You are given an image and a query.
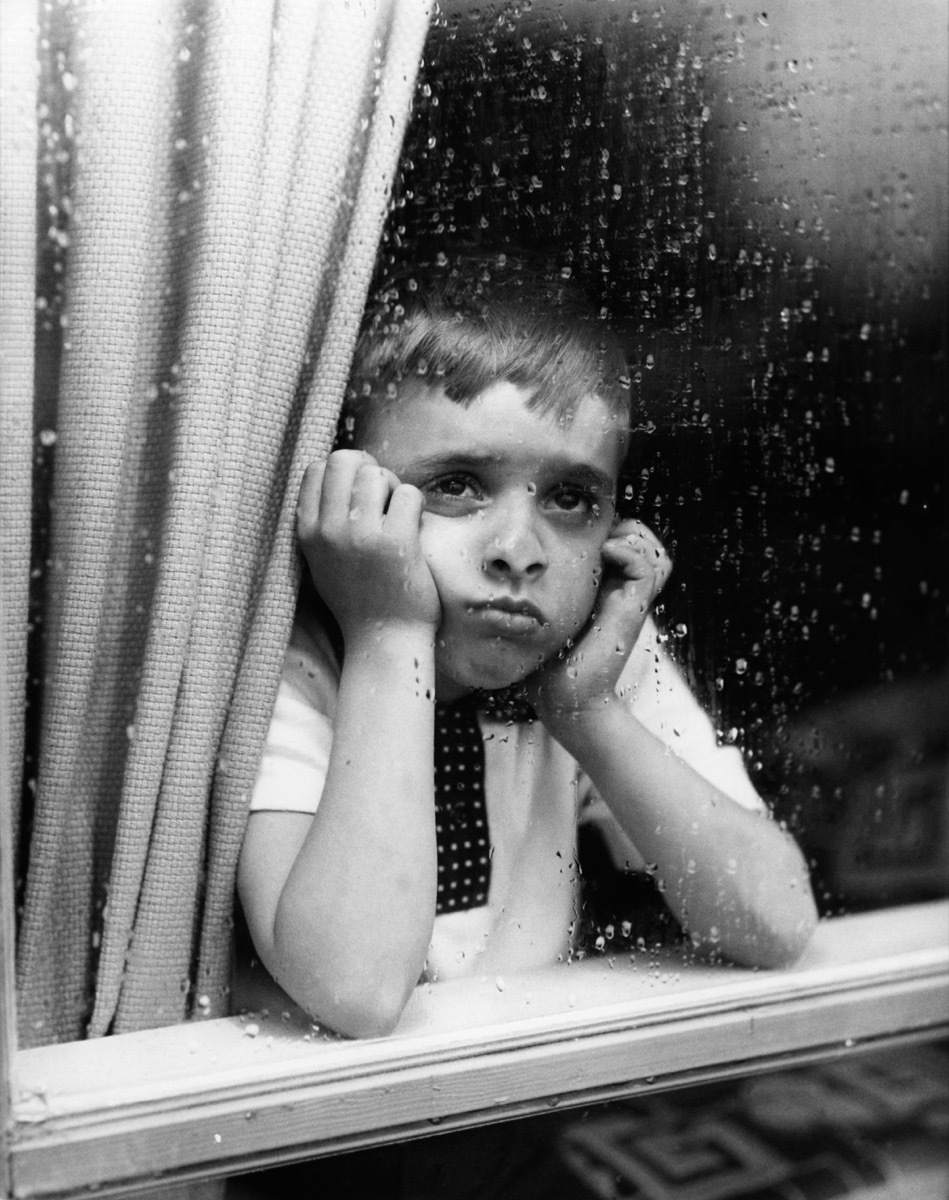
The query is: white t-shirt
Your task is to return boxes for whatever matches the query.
[249,615,763,981]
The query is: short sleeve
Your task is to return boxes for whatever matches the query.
[249,619,340,815]
[579,615,765,869]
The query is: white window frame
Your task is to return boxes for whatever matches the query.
[1,898,947,1197]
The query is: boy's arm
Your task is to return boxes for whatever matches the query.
[531,522,818,968]
[547,699,817,966]
[238,452,441,1038]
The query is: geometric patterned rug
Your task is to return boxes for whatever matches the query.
[560,1044,949,1200]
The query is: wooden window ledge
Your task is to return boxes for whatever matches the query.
[8,900,948,1198]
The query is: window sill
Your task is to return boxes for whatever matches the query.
[9,899,948,1198]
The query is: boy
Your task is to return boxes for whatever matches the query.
[238,256,818,1039]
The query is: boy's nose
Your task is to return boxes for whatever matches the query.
[482,501,548,583]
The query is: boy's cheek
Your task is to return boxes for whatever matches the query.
[550,584,600,643]
[419,516,481,579]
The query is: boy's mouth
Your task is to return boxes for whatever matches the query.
[471,597,548,634]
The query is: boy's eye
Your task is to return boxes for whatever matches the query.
[548,485,600,516]
[423,473,483,508]
[431,474,477,497]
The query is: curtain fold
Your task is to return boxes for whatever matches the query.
[8,0,430,1048]
[0,0,38,881]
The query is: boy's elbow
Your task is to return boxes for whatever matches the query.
[783,896,820,964]
[749,837,821,968]
[753,892,820,969]
[268,944,414,1038]
[269,907,418,1039]
[703,886,819,971]
[307,980,410,1039]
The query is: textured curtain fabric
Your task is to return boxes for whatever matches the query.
[5,0,429,1048]
[0,1,36,876]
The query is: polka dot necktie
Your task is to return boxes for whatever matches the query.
[433,696,491,913]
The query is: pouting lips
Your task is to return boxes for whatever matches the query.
[469,599,548,634]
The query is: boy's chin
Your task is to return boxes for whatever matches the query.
[435,651,544,701]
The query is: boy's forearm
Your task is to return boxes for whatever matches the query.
[273,624,438,1036]
[546,697,818,968]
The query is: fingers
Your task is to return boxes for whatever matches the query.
[297,459,327,544]
[323,450,389,527]
[350,459,401,524]
[298,450,403,534]
[296,452,440,632]
[602,519,672,593]
[592,521,671,654]
[298,450,426,553]
[384,481,425,533]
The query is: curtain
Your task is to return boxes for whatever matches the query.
[3,0,430,1048]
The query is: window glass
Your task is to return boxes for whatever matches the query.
[379,0,947,931]
[17,0,948,1044]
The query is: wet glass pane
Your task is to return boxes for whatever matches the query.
[13,0,947,1052]
[380,0,947,930]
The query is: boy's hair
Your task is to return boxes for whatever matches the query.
[339,250,631,446]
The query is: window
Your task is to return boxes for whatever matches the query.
[2,1,946,1196]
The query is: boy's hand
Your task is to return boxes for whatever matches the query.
[529,520,672,726]
[297,450,442,640]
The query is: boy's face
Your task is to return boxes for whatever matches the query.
[359,380,627,699]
